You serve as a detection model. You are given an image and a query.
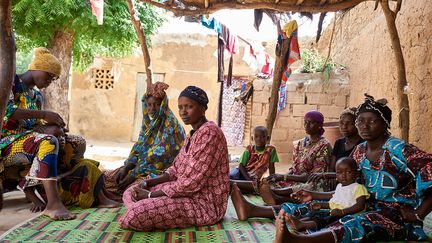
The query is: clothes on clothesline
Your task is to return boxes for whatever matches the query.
[277,20,300,113]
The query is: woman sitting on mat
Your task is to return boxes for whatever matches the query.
[234,94,432,242]
[0,48,74,220]
[104,82,185,200]
[236,110,332,204]
[23,126,119,212]
[118,86,230,231]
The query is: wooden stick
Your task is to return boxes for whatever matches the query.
[126,0,153,87]
[266,37,291,140]
[139,0,369,16]
[380,0,409,141]
[0,0,14,212]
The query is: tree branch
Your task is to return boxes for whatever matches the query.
[380,0,409,141]
[0,0,14,212]
[139,0,371,16]
[126,0,153,87]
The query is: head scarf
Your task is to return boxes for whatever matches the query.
[340,107,357,119]
[304,110,325,136]
[145,82,169,99]
[127,93,186,178]
[356,93,392,129]
[28,48,61,77]
[179,86,209,110]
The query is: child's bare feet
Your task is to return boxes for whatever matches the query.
[231,183,251,220]
[259,179,277,205]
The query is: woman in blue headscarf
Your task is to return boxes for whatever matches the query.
[105,82,185,199]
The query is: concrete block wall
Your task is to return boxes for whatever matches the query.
[248,72,350,165]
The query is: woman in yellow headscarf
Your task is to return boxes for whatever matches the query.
[0,48,75,220]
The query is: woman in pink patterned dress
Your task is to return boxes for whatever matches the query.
[118,86,230,231]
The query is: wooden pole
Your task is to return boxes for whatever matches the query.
[0,0,14,212]
[266,38,291,139]
[380,0,409,141]
[126,0,153,87]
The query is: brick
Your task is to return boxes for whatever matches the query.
[253,91,270,103]
[333,95,348,107]
[289,129,306,142]
[319,105,345,119]
[304,82,323,93]
[323,82,350,94]
[251,115,267,128]
[306,93,332,105]
[273,141,294,154]
[252,103,262,116]
[292,104,318,117]
[274,116,303,129]
[286,82,297,92]
[287,91,305,104]
[271,128,288,141]
[278,104,292,117]
[253,80,265,91]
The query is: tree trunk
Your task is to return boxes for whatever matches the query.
[44,30,75,126]
[0,0,14,211]
[126,0,153,87]
[380,0,409,141]
[266,38,291,139]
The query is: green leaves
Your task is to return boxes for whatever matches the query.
[13,0,165,72]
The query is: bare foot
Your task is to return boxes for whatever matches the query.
[285,214,317,231]
[97,191,121,208]
[274,211,289,243]
[43,202,76,220]
[230,183,251,221]
[24,188,46,213]
[259,179,277,206]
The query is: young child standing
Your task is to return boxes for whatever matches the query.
[285,157,369,231]
[230,126,279,192]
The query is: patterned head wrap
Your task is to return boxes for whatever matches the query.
[304,110,325,135]
[340,107,357,119]
[145,82,169,99]
[179,86,209,110]
[356,93,392,128]
[28,48,61,77]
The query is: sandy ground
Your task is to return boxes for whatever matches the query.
[0,140,291,236]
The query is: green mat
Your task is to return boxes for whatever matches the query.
[2,195,432,243]
[0,195,275,242]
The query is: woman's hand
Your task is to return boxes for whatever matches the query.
[132,187,150,202]
[42,111,65,127]
[118,175,135,191]
[115,164,135,184]
[330,209,344,217]
[291,190,313,203]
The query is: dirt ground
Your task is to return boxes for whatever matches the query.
[0,140,291,236]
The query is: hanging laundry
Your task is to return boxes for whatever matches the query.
[90,0,104,25]
[201,16,222,33]
[278,20,300,113]
[235,81,254,105]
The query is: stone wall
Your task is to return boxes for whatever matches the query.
[69,33,265,141]
[316,1,432,152]
[250,72,350,164]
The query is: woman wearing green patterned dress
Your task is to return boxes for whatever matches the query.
[105,82,186,200]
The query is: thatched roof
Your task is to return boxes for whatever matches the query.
[139,0,382,16]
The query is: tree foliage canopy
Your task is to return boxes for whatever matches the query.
[13,0,165,71]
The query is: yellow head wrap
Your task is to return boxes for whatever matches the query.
[28,48,62,77]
